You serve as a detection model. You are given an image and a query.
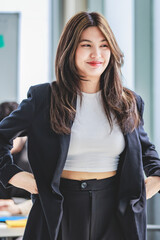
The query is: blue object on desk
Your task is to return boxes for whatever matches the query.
[0,35,5,48]
[0,216,27,222]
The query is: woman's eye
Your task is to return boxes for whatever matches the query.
[81,44,91,47]
[101,44,108,48]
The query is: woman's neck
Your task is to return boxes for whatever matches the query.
[80,81,100,94]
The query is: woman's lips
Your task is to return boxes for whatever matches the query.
[87,61,102,67]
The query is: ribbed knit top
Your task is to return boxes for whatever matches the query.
[63,90,125,172]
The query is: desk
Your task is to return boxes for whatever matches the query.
[0,224,24,240]
[0,207,26,240]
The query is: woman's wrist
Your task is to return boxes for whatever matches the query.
[8,172,38,194]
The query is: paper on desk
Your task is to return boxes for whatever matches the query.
[0,222,7,228]
[0,211,11,216]
[6,219,27,227]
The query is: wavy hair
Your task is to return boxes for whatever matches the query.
[50,11,140,134]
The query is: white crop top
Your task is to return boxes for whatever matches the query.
[63,90,125,172]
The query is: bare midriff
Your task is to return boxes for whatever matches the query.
[61,170,117,180]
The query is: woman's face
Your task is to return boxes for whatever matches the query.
[75,26,111,82]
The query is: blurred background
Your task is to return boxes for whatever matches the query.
[0,0,160,239]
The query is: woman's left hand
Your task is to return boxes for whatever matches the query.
[145,176,160,199]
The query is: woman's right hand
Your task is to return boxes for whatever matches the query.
[8,172,38,194]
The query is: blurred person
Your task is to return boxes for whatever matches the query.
[0,198,32,216]
[0,12,160,240]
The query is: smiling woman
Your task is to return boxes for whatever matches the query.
[0,11,160,240]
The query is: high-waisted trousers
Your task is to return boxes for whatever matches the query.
[57,175,123,240]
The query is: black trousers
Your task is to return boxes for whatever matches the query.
[57,175,123,240]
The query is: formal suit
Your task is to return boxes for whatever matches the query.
[0,83,160,240]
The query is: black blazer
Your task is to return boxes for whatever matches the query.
[0,83,160,240]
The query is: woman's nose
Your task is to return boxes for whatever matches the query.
[90,47,101,58]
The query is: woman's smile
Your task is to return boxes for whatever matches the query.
[87,61,103,67]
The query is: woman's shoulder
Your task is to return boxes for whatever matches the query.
[26,82,58,112]
[28,82,51,96]
[29,81,59,109]
[131,90,144,111]
[123,87,144,114]
[28,81,58,96]
[28,82,58,100]
[123,87,143,103]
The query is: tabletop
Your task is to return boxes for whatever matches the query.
[0,223,24,238]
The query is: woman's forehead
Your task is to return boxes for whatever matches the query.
[79,26,107,42]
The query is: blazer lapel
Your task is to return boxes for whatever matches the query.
[117,129,143,215]
[51,96,77,194]
[117,130,147,240]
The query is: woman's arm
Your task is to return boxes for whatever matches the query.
[11,136,27,154]
[137,95,160,199]
[8,172,38,194]
[145,176,160,199]
[138,96,160,176]
[0,86,36,188]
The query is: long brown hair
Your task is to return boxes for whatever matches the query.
[50,11,140,135]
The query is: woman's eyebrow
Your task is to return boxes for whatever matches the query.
[79,39,107,43]
[79,39,92,43]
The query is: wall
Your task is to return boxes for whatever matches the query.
[0,0,50,101]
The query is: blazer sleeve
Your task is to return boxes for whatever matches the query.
[137,95,160,177]
[0,86,36,188]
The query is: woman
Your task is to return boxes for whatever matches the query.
[0,11,160,240]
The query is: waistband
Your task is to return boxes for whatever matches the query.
[60,175,117,191]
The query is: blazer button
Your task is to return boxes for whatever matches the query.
[81,182,87,189]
